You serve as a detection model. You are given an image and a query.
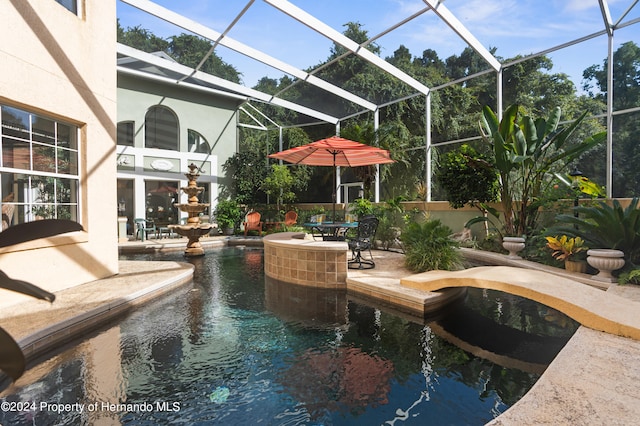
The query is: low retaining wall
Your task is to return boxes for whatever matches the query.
[263,232,348,289]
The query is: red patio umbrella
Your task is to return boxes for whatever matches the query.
[268,136,394,220]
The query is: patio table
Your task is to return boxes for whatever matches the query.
[303,221,358,241]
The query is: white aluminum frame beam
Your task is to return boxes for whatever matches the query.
[264,0,431,95]
[598,0,614,36]
[121,0,377,112]
[239,107,268,130]
[422,0,501,72]
[117,43,339,124]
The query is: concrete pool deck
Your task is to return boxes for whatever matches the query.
[1,236,639,424]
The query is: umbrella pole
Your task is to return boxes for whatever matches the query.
[332,154,337,222]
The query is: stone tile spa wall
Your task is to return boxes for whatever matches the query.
[263,233,348,288]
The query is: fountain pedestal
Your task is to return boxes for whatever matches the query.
[169,163,213,257]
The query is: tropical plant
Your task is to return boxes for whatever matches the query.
[545,235,587,261]
[213,199,243,231]
[548,198,640,266]
[401,219,462,273]
[350,198,374,219]
[554,173,605,199]
[479,104,605,236]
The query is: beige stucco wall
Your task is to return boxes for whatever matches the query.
[0,0,118,308]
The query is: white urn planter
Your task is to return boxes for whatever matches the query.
[502,237,526,259]
[586,249,626,283]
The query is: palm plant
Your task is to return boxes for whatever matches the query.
[548,198,640,265]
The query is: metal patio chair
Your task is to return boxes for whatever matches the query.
[347,215,379,269]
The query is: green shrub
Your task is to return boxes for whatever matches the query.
[213,199,243,230]
[373,199,406,251]
[298,207,326,224]
[401,219,462,273]
[619,269,640,285]
[350,198,374,218]
[374,214,402,251]
[548,197,640,265]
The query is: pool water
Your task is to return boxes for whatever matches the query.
[0,247,579,425]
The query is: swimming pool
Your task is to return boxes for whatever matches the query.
[0,247,579,425]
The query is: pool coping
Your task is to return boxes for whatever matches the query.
[1,260,194,364]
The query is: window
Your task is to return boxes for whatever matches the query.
[145,181,180,224]
[55,0,77,14]
[117,121,135,146]
[188,129,211,153]
[145,106,179,151]
[0,105,80,227]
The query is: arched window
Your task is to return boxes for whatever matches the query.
[188,129,211,154]
[145,105,179,151]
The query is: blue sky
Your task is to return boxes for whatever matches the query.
[117,0,640,90]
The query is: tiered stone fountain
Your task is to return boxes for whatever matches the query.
[169,163,213,257]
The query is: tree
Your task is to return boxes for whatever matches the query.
[221,151,268,205]
[262,164,296,212]
[583,41,640,196]
[117,21,168,52]
[117,23,240,83]
[167,34,241,83]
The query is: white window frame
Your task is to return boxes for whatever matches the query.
[0,104,81,227]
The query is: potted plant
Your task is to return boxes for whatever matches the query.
[213,199,242,235]
[545,235,588,272]
[548,198,640,267]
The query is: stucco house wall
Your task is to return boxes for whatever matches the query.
[0,0,118,308]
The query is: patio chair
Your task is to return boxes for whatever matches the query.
[284,210,298,226]
[243,211,263,236]
[134,218,157,241]
[347,215,379,270]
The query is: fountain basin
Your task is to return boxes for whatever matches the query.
[169,224,214,256]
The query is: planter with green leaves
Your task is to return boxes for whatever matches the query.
[213,199,242,234]
[548,198,640,268]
